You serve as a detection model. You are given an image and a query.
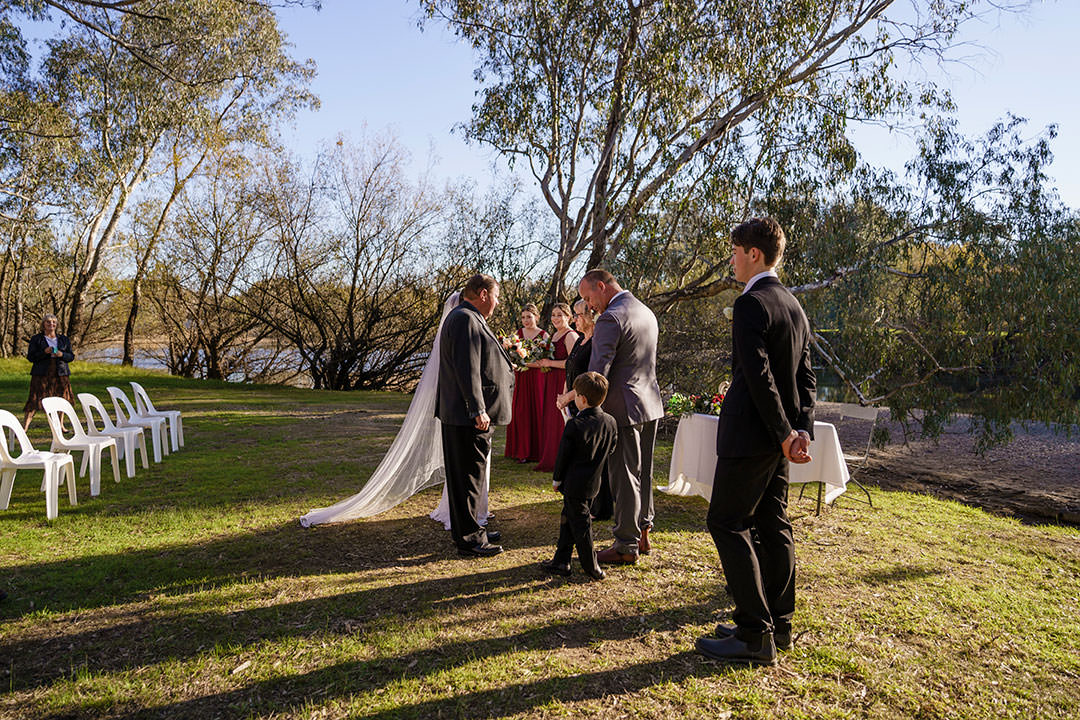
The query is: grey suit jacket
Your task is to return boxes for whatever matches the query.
[588,291,664,427]
[435,300,515,426]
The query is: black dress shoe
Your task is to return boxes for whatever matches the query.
[715,623,792,651]
[582,566,605,581]
[484,529,502,543]
[696,634,777,666]
[458,542,503,558]
[539,559,571,576]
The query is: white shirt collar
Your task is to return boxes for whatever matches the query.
[610,290,629,303]
[742,270,778,294]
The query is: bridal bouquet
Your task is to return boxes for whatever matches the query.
[500,334,553,371]
[666,391,724,418]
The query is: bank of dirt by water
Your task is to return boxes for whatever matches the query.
[817,402,1080,525]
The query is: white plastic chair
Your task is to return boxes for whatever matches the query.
[0,409,77,520]
[42,397,121,497]
[107,386,168,462]
[78,392,149,479]
[131,382,183,452]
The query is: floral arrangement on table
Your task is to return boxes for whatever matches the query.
[666,391,725,418]
[500,334,554,371]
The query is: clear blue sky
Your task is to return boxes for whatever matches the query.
[271,2,1080,209]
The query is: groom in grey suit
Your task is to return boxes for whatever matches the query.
[579,269,664,564]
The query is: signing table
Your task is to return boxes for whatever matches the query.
[661,414,850,509]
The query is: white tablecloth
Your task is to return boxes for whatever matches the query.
[661,414,850,505]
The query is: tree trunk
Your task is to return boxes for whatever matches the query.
[121,274,142,366]
[11,260,25,357]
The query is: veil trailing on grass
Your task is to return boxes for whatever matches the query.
[300,292,489,527]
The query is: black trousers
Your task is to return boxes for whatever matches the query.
[552,494,599,573]
[706,452,795,640]
[440,422,493,548]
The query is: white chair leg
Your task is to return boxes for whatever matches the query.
[149,426,162,463]
[44,465,58,520]
[63,459,77,505]
[161,423,170,456]
[167,419,179,453]
[123,436,136,478]
[80,450,89,477]
[178,417,184,447]
[138,432,149,469]
[89,448,101,496]
[109,444,121,483]
[0,469,15,510]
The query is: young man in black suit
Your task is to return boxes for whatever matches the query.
[436,274,515,558]
[540,372,618,581]
[697,217,816,666]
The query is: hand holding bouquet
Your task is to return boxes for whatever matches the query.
[500,334,554,370]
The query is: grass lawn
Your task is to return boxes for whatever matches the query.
[0,360,1078,719]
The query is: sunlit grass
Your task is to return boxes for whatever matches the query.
[0,361,1077,718]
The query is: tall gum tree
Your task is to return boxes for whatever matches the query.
[33,0,314,346]
[418,0,1007,308]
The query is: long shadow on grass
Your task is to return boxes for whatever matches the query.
[0,497,605,623]
[5,563,723,700]
[862,564,945,585]
[34,601,728,720]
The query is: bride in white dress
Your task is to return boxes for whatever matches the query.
[300,292,491,529]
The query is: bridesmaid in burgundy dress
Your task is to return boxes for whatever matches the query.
[534,303,579,471]
[504,304,549,463]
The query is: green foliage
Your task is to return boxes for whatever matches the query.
[787,118,1080,447]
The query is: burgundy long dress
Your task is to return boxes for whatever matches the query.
[534,331,574,471]
[504,328,548,462]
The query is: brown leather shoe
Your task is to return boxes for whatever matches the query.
[638,525,651,555]
[596,545,638,564]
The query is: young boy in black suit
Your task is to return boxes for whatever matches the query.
[540,372,618,581]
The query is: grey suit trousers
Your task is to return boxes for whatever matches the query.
[607,419,657,553]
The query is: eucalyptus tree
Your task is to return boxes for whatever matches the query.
[0,12,75,353]
[1,1,319,85]
[34,0,313,346]
[418,0,1014,308]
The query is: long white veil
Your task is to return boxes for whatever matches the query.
[300,292,462,527]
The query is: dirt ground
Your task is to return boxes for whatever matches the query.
[814,402,1080,525]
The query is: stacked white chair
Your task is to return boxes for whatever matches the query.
[131,382,184,451]
[78,392,149,479]
[42,397,121,497]
[107,386,169,463]
[0,409,77,520]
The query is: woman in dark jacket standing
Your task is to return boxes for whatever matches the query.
[23,314,76,430]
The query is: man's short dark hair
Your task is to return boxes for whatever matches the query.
[573,371,609,407]
[731,217,786,267]
[581,268,616,287]
[463,274,498,299]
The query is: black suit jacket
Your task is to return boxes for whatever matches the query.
[552,406,618,498]
[435,300,515,426]
[27,333,75,376]
[716,276,816,458]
